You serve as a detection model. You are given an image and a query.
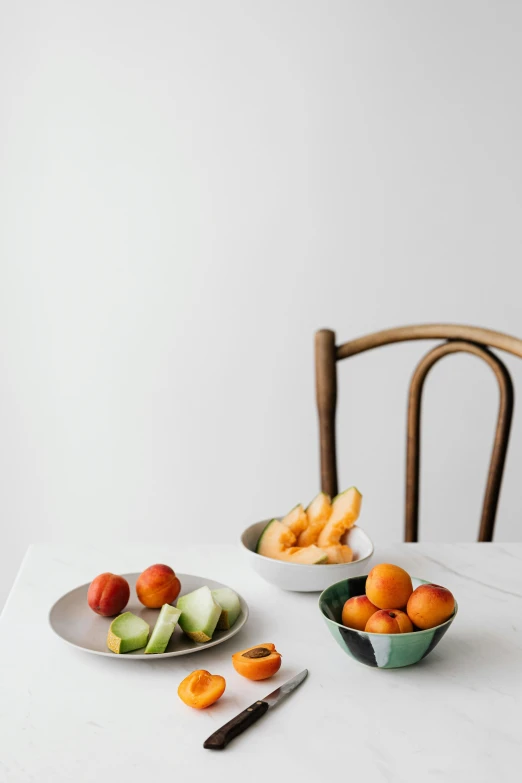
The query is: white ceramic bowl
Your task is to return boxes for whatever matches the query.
[240,520,374,592]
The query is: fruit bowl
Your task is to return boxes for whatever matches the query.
[240,521,374,592]
[319,575,458,668]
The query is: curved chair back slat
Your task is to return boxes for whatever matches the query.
[315,324,522,542]
[405,341,514,543]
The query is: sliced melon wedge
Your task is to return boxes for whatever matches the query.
[282,545,328,564]
[317,487,362,547]
[107,612,150,654]
[144,604,181,654]
[177,586,222,643]
[324,544,353,564]
[281,504,309,537]
[298,492,332,547]
[212,587,241,630]
[256,519,296,558]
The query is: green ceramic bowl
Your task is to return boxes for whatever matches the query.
[319,575,457,669]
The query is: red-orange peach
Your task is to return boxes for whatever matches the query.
[87,573,130,617]
[407,584,455,630]
[136,564,181,608]
[365,563,413,610]
[365,609,413,634]
[341,595,379,631]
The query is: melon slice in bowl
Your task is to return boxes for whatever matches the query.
[256,519,296,557]
[317,487,362,547]
[256,520,327,563]
[298,492,332,547]
[283,545,328,564]
[324,544,353,564]
[280,504,309,537]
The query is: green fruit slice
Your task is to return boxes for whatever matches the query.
[177,586,221,643]
[107,612,150,654]
[144,604,182,654]
[212,588,241,630]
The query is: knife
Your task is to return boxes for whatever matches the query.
[203,669,308,750]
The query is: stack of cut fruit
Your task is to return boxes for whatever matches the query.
[256,487,362,565]
[106,586,242,655]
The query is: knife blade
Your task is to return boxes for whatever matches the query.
[203,669,308,750]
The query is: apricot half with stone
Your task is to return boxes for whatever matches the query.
[232,643,282,680]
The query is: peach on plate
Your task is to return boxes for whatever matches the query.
[136,564,181,609]
[87,573,130,617]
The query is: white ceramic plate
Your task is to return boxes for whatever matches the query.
[49,573,249,659]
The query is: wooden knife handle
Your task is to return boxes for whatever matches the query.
[203,700,269,750]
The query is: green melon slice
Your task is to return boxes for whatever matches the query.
[177,586,222,643]
[317,487,362,547]
[107,612,150,654]
[283,545,328,564]
[144,604,182,654]
[298,492,332,547]
[256,519,296,558]
[281,504,309,537]
[212,588,241,630]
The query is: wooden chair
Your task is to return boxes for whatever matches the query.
[315,324,522,542]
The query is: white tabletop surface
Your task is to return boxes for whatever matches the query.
[1,542,521,783]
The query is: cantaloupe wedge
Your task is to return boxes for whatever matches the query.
[324,544,353,564]
[282,545,328,564]
[281,504,309,537]
[256,519,297,558]
[298,492,332,547]
[317,487,362,547]
[256,521,327,563]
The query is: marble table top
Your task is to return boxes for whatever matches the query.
[0,542,520,782]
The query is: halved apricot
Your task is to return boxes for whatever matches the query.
[232,643,282,680]
[178,669,226,709]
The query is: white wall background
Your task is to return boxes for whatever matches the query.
[1,1,522,607]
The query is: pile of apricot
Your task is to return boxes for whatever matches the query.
[342,563,455,634]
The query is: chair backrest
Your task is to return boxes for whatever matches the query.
[315,324,522,542]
